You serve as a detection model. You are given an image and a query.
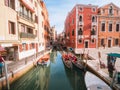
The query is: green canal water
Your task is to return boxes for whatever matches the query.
[10,51,87,90]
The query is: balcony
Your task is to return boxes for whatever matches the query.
[92,22,97,26]
[91,35,97,39]
[78,35,84,39]
[18,12,34,23]
[20,32,36,39]
[78,21,84,25]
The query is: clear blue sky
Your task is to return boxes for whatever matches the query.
[45,0,120,34]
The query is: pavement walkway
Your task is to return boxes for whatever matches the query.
[0,49,51,82]
[82,47,120,90]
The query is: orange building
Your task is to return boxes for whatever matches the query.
[64,4,98,53]
[98,3,120,48]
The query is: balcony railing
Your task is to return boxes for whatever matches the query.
[92,22,97,26]
[18,12,34,23]
[78,35,84,39]
[20,32,36,39]
[78,21,84,25]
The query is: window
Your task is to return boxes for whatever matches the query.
[35,15,38,23]
[21,25,25,32]
[8,21,15,34]
[109,6,113,15]
[91,29,96,35]
[5,0,15,10]
[115,39,119,45]
[102,9,105,14]
[27,27,33,34]
[22,43,26,51]
[91,39,95,43]
[79,16,82,22]
[116,24,119,32]
[78,28,83,35]
[72,29,74,36]
[101,23,105,31]
[101,39,104,46]
[78,39,82,43]
[92,16,95,22]
[92,8,96,12]
[109,23,112,32]
[79,7,83,12]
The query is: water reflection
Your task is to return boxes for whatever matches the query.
[50,51,57,63]
[64,65,87,90]
[10,51,86,90]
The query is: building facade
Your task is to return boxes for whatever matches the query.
[64,4,98,53]
[0,0,50,61]
[98,3,120,48]
[64,3,120,54]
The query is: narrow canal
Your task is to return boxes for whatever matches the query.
[10,51,87,90]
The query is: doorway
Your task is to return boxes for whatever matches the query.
[85,41,88,48]
[108,39,111,47]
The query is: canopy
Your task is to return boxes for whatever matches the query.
[107,53,120,58]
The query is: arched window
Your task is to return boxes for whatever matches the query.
[79,16,82,22]
[109,6,113,15]
[91,28,96,35]
[78,28,83,35]
[92,16,95,22]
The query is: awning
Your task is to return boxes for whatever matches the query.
[107,53,120,58]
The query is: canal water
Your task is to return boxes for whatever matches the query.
[10,51,87,90]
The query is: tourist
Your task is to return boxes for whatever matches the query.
[0,53,5,77]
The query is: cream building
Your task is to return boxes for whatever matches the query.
[0,0,19,60]
[0,0,50,61]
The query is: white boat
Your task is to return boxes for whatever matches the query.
[85,71,112,90]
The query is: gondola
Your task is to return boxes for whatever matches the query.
[71,56,84,71]
[62,54,72,69]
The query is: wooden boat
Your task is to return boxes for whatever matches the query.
[62,54,72,69]
[71,55,84,71]
[37,54,50,67]
[85,71,112,90]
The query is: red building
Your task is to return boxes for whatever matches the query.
[64,4,98,53]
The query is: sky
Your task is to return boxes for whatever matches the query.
[44,0,120,34]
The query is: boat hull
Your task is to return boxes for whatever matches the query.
[62,57,72,69]
[85,71,112,90]
[72,60,84,71]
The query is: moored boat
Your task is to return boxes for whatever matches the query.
[37,54,50,67]
[62,53,72,69]
[70,55,84,71]
[85,71,112,90]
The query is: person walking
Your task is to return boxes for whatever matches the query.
[0,53,5,77]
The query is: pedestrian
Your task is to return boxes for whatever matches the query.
[108,61,115,78]
[0,53,5,77]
